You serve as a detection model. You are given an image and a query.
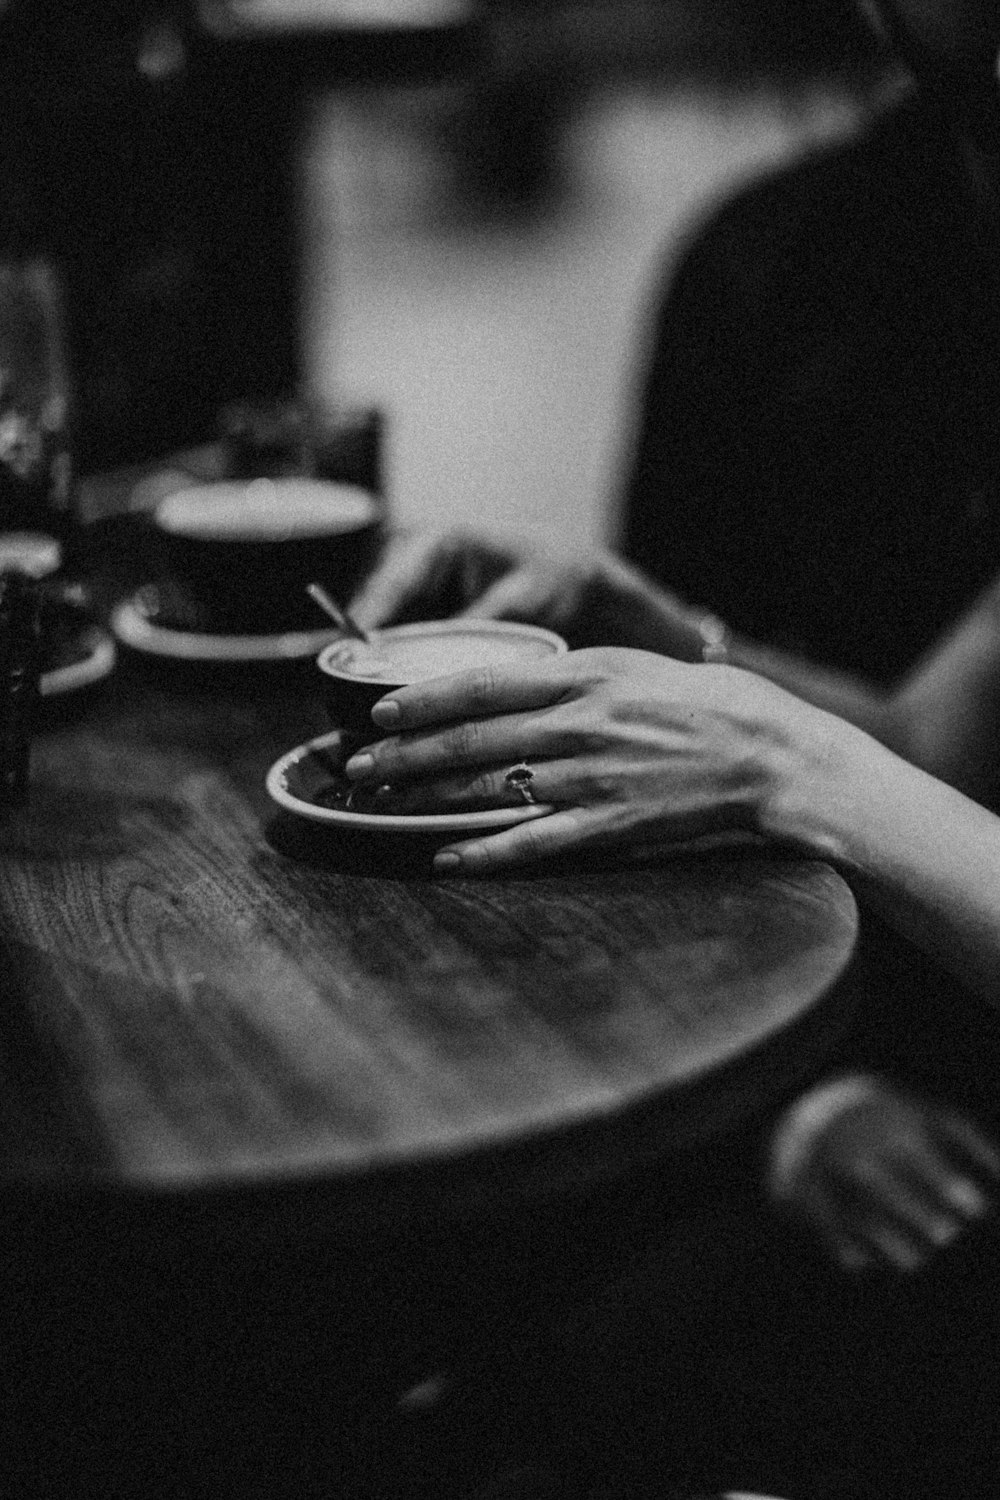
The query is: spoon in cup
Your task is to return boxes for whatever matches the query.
[306,582,372,643]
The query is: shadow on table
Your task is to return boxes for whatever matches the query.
[266,808,455,879]
[264,810,781,883]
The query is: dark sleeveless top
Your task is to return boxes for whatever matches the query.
[622,95,1000,682]
[621,95,1000,1106]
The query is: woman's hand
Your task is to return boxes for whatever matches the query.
[347,527,711,657]
[343,646,841,872]
[768,1075,1000,1273]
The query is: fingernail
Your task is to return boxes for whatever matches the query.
[928,1217,962,1247]
[433,851,462,874]
[345,753,374,779]
[945,1179,987,1217]
[890,1242,923,1272]
[372,699,400,728]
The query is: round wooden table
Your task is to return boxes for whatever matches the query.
[0,664,859,1223]
[0,663,860,1497]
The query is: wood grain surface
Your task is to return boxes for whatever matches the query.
[0,660,859,1216]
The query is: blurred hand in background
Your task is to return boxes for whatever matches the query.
[768,1073,1000,1273]
[348,526,710,658]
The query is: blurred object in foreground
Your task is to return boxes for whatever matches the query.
[0,567,42,807]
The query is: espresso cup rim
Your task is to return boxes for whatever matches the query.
[316,618,568,687]
[152,476,381,545]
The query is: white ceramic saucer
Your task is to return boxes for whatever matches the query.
[266,729,553,835]
[111,597,336,663]
[40,625,117,698]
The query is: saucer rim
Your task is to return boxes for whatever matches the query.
[111,597,337,662]
[266,729,554,834]
[40,625,117,698]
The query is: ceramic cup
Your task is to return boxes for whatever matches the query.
[317,618,568,754]
[149,476,384,635]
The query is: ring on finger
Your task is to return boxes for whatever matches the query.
[503,761,537,805]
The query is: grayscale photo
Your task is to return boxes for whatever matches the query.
[1,4,998,1498]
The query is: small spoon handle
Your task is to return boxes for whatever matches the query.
[306,582,371,643]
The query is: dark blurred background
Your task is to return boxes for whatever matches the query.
[0,1,893,528]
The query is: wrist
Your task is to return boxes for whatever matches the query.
[758,703,879,862]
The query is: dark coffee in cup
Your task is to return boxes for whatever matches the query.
[151,477,383,635]
[317,619,567,752]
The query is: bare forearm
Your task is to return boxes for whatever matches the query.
[639,579,1000,988]
[886,593,1000,804]
[766,715,1000,1005]
[610,562,897,738]
[726,631,895,742]
[730,579,1000,802]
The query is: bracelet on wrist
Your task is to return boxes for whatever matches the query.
[693,610,730,664]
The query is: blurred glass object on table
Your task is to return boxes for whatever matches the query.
[0,1,302,476]
[0,259,74,545]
